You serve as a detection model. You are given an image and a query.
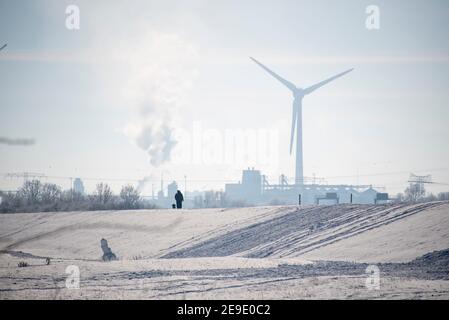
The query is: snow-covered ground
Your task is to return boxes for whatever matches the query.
[0,202,448,299]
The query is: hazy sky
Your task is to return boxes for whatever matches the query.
[1,0,449,195]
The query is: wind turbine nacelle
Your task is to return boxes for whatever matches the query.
[293,88,305,99]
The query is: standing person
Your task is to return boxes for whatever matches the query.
[175,190,184,209]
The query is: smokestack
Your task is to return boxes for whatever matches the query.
[152,184,154,200]
[161,173,164,194]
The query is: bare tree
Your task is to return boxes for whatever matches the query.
[120,185,141,209]
[404,183,425,202]
[19,180,42,205]
[93,183,113,206]
[41,183,62,204]
[0,191,22,213]
[438,192,449,201]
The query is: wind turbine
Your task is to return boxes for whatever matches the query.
[250,57,353,185]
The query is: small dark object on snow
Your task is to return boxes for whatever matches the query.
[172,204,176,209]
[18,261,28,268]
[45,257,51,265]
[101,238,117,262]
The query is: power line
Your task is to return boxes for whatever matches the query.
[430,182,449,186]
[322,167,449,180]
[0,173,236,183]
[1,166,449,185]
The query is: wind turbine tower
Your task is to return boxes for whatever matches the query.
[250,57,353,185]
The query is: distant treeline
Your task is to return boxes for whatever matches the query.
[398,183,449,203]
[1,179,449,214]
[0,180,156,213]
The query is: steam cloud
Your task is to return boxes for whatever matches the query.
[137,175,155,193]
[136,124,177,166]
[0,137,35,146]
[121,33,198,167]
[132,103,179,167]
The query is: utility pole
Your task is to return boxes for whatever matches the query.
[160,172,164,197]
[69,177,73,201]
[408,173,432,201]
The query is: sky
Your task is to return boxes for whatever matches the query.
[1,0,449,196]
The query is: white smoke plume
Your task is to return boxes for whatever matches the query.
[137,175,155,193]
[120,32,198,167]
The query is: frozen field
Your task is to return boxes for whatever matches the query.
[1,202,448,299]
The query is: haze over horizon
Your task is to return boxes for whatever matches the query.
[1,0,449,196]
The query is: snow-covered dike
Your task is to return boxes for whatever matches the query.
[0,202,448,299]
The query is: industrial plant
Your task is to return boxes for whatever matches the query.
[225,167,383,206]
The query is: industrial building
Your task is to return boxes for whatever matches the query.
[225,168,384,205]
[73,178,85,195]
[225,168,262,204]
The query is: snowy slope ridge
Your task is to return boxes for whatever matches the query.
[1,202,449,299]
[0,206,289,261]
[0,202,448,263]
[161,202,448,261]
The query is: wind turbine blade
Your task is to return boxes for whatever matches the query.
[290,101,298,155]
[0,44,6,51]
[250,57,297,92]
[303,68,354,95]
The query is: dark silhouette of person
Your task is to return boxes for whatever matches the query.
[175,190,184,209]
